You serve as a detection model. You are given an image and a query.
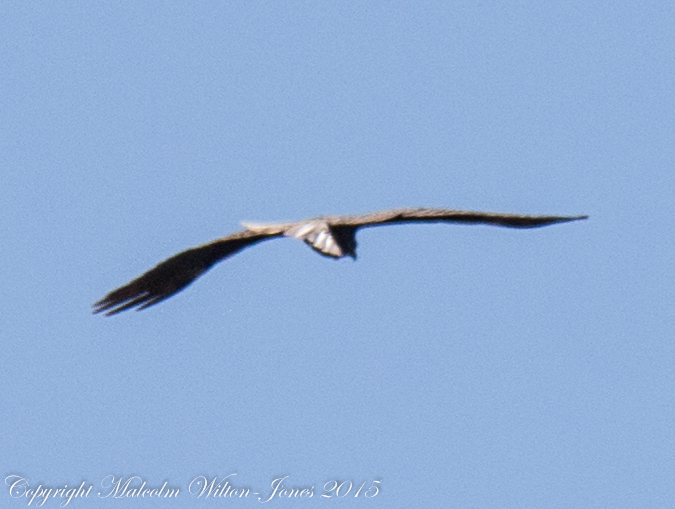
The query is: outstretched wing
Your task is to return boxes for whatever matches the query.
[93,230,278,315]
[329,208,588,229]
[242,209,587,260]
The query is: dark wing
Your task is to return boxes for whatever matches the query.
[329,208,588,229]
[93,230,279,316]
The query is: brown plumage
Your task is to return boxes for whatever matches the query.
[94,208,587,315]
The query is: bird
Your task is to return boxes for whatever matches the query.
[93,207,587,315]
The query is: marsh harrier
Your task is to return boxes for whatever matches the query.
[94,208,587,315]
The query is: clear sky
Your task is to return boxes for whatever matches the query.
[2,1,673,508]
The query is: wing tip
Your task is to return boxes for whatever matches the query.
[561,214,589,223]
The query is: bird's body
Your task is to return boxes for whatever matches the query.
[94,207,587,315]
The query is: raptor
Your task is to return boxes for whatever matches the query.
[94,208,587,315]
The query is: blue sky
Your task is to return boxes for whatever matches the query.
[2,1,674,507]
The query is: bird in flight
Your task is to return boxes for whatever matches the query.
[94,208,587,315]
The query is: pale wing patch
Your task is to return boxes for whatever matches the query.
[291,222,317,238]
[314,230,329,249]
[284,221,345,258]
[240,221,291,234]
[240,221,268,231]
[320,236,342,257]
